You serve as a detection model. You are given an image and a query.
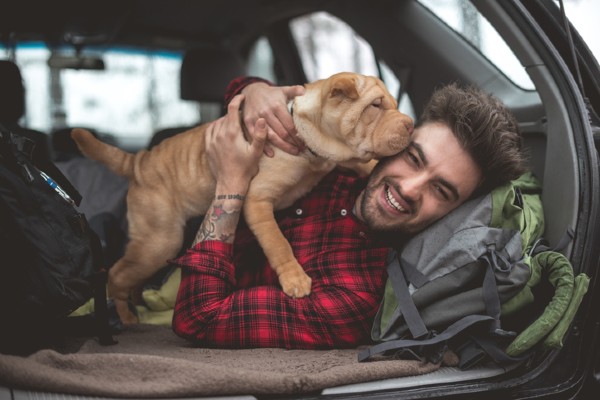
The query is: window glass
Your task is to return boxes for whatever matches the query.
[247,37,276,82]
[289,12,415,119]
[379,62,416,121]
[418,0,535,90]
[1,44,199,149]
[290,12,378,81]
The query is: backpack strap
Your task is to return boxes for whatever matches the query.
[386,251,429,339]
[456,333,531,369]
[481,248,504,332]
[398,255,429,288]
[529,228,574,256]
[358,314,495,362]
[479,234,523,337]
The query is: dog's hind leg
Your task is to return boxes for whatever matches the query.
[108,221,185,324]
[243,198,312,298]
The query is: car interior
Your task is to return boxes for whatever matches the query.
[1,0,597,398]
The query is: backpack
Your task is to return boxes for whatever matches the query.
[359,172,590,368]
[0,123,115,355]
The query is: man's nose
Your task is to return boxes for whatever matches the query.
[401,172,427,201]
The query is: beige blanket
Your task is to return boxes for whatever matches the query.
[0,324,448,398]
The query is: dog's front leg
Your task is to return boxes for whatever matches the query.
[243,198,312,298]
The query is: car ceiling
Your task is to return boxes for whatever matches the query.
[1,0,546,117]
[1,0,329,52]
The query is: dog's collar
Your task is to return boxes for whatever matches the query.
[288,99,319,158]
[289,99,315,157]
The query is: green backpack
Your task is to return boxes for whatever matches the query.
[359,172,589,368]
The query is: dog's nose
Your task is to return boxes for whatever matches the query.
[402,117,414,135]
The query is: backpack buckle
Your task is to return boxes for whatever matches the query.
[492,328,517,338]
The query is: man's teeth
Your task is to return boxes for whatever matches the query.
[385,187,405,212]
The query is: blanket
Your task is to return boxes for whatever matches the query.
[0,324,451,398]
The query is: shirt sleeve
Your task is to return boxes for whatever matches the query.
[223,76,273,105]
[171,239,386,350]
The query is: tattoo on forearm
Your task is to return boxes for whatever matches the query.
[216,194,245,201]
[193,197,243,246]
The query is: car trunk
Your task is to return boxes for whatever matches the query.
[0,0,599,399]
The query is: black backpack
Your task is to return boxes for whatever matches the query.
[0,123,114,354]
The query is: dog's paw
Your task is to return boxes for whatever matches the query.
[114,298,139,325]
[279,266,312,298]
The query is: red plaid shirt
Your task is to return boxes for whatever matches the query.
[171,170,391,349]
[223,76,272,102]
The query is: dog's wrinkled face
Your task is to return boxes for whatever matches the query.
[294,72,414,162]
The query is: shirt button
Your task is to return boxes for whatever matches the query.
[359,231,366,238]
[340,209,347,216]
[295,208,303,216]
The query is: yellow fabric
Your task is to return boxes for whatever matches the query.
[137,268,181,326]
[68,268,182,327]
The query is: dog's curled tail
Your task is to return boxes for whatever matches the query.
[70,128,135,178]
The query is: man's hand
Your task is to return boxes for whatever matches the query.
[241,82,305,157]
[205,94,267,196]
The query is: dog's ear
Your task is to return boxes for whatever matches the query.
[330,75,359,100]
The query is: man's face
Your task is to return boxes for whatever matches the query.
[355,122,483,234]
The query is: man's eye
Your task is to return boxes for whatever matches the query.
[407,152,419,165]
[433,184,449,200]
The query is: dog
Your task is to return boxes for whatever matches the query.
[71,72,414,324]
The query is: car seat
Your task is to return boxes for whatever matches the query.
[0,59,51,163]
[147,46,247,149]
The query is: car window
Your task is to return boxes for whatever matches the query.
[247,36,277,83]
[290,11,416,120]
[1,45,200,149]
[418,0,535,90]
[3,15,419,149]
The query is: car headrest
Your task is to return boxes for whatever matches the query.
[0,60,26,124]
[180,47,247,103]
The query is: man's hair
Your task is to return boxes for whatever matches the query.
[417,83,527,195]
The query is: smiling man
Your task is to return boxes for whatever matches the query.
[356,123,482,233]
[171,81,526,350]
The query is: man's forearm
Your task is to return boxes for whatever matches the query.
[193,194,245,246]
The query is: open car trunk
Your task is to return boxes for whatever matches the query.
[1,0,599,399]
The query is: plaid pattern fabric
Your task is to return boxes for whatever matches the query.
[171,170,391,349]
[223,76,272,104]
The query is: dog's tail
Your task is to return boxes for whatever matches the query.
[71,128,135,178]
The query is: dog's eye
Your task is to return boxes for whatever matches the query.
[371,98,382,108]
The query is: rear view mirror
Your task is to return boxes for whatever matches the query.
[47,54,105,70]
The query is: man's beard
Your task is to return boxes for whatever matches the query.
[357,181,412,249]
[360,180,404,232]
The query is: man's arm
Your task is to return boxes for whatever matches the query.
[192,196,243,245]
[193,92,266,246]
[172,228,388,349]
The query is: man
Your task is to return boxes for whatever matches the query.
[171,79,527,349]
